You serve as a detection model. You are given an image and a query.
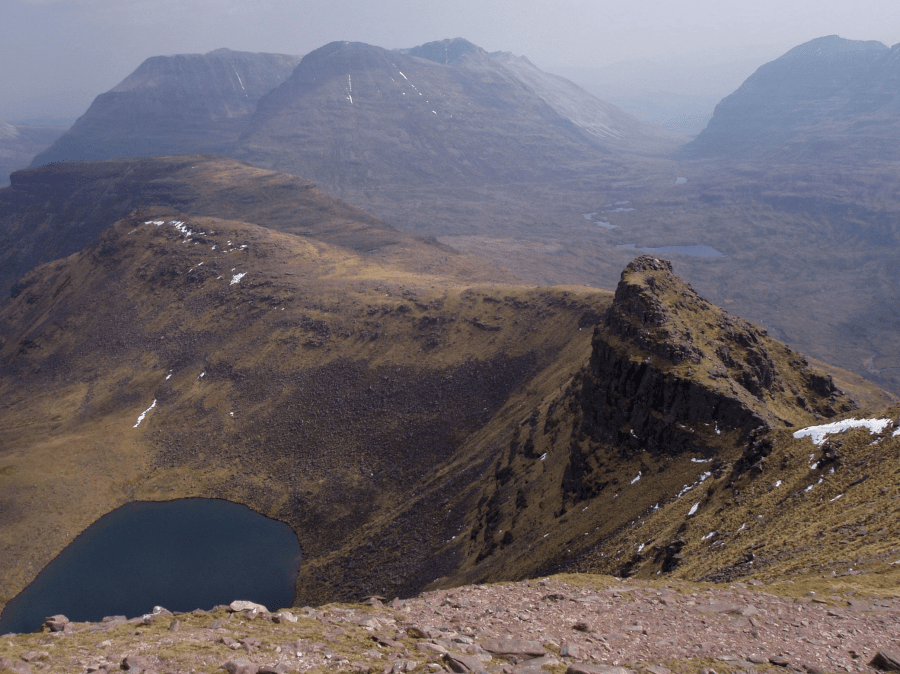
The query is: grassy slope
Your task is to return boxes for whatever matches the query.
[0,214,896,616]
[0,155,518,300]
[0,210,609,609]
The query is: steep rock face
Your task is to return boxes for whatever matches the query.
[31,49,301,165]
[579,256,857,457]
[688,35,898,159]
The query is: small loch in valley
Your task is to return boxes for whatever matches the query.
[0,499,301,634]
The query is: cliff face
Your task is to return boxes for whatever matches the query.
[579,256,856,457]
[446,256,891,589]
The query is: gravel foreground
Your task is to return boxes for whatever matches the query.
[1,574,898,674]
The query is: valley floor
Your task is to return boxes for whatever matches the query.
[2,573,898,674]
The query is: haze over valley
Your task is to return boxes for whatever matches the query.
[1,4,900,671]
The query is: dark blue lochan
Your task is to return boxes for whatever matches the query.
[0,498,302,634]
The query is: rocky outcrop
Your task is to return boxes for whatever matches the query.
[579,256,857,457]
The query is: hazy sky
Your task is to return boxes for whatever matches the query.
[2,0,899,120]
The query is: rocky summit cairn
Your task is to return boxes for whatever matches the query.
[580,256,857,456]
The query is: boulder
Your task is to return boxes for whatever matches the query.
[221,658,260,674]
[567,664,634,674]
[229,601,269,613]
[272,611,297,624]
[444,653,486,673]
[0,657,31,674]
[480,639,546,658]
[42,615,69,632]
[870,651,900,672]
[121,655,152,672]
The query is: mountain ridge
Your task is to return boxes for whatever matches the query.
[0,216,893,611]
[0,155,514,301]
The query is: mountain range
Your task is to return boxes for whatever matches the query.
[14,35,900,398]
[2,33,900,620]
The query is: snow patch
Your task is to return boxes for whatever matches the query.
[233,65,245,91]
[631,472,641,484]
[677,471,711,497]
[231,272,247,285]
[793,418,891,445]
[133,400,157,428]
[687,502,699,516]
[774,480,782,488]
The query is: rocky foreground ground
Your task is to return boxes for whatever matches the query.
[2,574,899,674]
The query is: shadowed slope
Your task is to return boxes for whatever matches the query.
[0,211,606,608]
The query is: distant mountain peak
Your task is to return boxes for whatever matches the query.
[0,120,18,140]
[30,49,302,166]
[781,34,888,58]
[687,34,898,159]
[403,37,487,64]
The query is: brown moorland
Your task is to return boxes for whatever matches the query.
[1,207,895,619]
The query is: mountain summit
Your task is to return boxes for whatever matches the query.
[31,49,302,166]
[688,35,899,159]
[236,38,679,193]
